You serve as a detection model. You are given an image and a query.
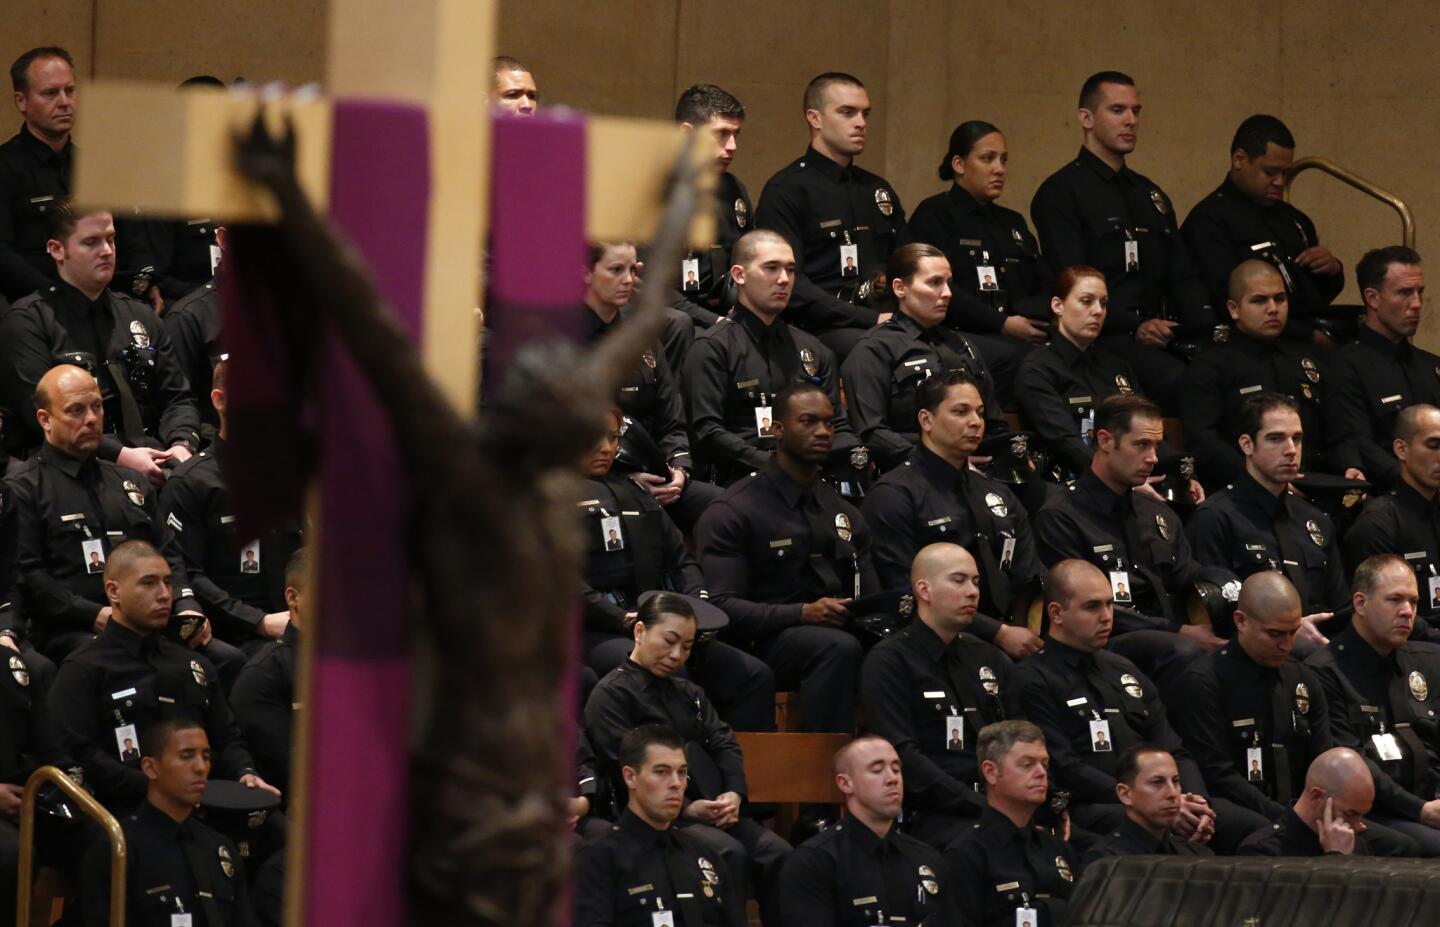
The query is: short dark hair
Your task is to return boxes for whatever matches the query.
[618,724,685,772]
[774,380,829,418]
[804,72,864,114]
[917,368,983,415]
[46,198,80,243]
[179,75,225,90]
[587,241,634,269]
[731,229,789,270]
[636,591,695,628]
[11,46,73,93]
[284,546,310,591]
[1237,392,1299,441]
[1094,394,1161,441]
[1230,114,1295,159]
[140,717,206,760]
[938,120,1002,181]
[492,55,529,77]
[1396,403,1440,444]
[1079,70,1134,110]
[976,720,1045,767]
[104,539,165,582]
[1115,744,1172,785]
[1353,553,1409,597]
[1356,246,1422,296]
[675,84,745,125]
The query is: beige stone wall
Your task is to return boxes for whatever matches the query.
[5,0,1439,342]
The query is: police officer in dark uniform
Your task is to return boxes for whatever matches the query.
[861,371,1042,654]
[0,205,202,477]
[1182,261,1343,486]
[1346,404,1440,641]
[80,719,260,927]
[1326,246,1440,489]
[229,547,305,792]
[1033,395,1220,678]
[1014,267,1143,480]
[575,724,746,927]
[578,410,775,732]
[47,540,280,814]
[0,47,75,302]
[685,230,864,488]
[159,359,300,657]
[673,84,751,333]
[1306,555,1440,855]
[697,381,877,733]
[780,736,948,926]
[860,543,1017,849]
[1029,72,1211,413]
[754,72,909,360]
[841,243,1008,472]
[163,275,223,434]
[585,595,790,925]
[942,720,1078,927]
[1011,561,1258,851]
[1237,747,1381,857]
[1181,115,1344,344]
[909,121,1052,404]
[1081,745,1215,863]
[1185,393,1348,642]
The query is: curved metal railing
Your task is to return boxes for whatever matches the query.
[17,765,127,927]
[1285,156,1415,249]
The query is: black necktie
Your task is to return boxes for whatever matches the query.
[956,471,1013,614]
[1119,495,1174,625]
[1271,494,1313,610]
[658,830,707,927]
[802,493,844,597]
[1386,659,1430,793]
[601,475,660,592]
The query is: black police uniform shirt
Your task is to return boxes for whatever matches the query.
[1236,806,1373,857]
[585,308,694,473]
[162,278,223,432]
[1080,814,1214,866]
[779,818,947,927]
[755,146,909,335]
[1346,482,1440,639]
[839,311,1008,471]
[861,444,1040,632]
[585,659,746,804]
[1014,336,1142,477]
[696,460,878,647]
[7,443,203,646]
[943,805,1078,927]
[1325,325,1440,489]
[908,184,1052,333]
[1029,147,1211,336]
[1011,641,1205,806]
[1184,473,1348,616]
[1171,645,1335,820]
[159,440,301,646]
[672,171,752,329]
[47,621,256,810]
[115,216,218,303]
[684,307,860,485]
[0,481,23,638]
[1033,470,1198,634]
[0,280,202,460]
[81,799,259,927]
[859,620,1015,821]
[1306,628,1440,822]
[0,123,70,302]
[1180,331,1330,484]
[229,626,298,791]
[0,643,56,787]
[1181,175,1343,337]
[577,474,705,634]
[575,810,744,927]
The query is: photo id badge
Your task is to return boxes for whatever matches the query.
[1000,537,1016,572]
[1246,746,1264,782]
[651,909,675,927]
[114,723,140,763]
[681,257,701,292]
[1123,239,1139,272]
[172,914,193,927]
[1109,570,1132,605]
[1015,905,1038,927]
[239,540,261,574]
[946,714,964,751]
[209,242,222,274]
[601,515,625,552]
[840,243,859,277]
[1089,719,1112,752]
[1080,410,1094,443]
[754,405,774,438]
[1428,574,1440,611]
[977,265,999,291]
[82,537,106,575]
[1373,731,1403,762]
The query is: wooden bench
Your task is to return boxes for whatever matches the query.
[736,731,849,838]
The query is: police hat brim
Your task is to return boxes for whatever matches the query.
[1292,472,1370,501]
[636,591,729,634]
[848,588,912,620]
[201,778,283,813]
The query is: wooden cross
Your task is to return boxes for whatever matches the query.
[69,1,711,923]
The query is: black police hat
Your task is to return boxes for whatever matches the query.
[636,590,729,635]
[1291,472,1370,513]
[848,588,916,645]
[978,431,1036,485]
[201,778,282,814]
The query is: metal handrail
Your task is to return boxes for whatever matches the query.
[17,765,127,927]
[1284,156,1416,248]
